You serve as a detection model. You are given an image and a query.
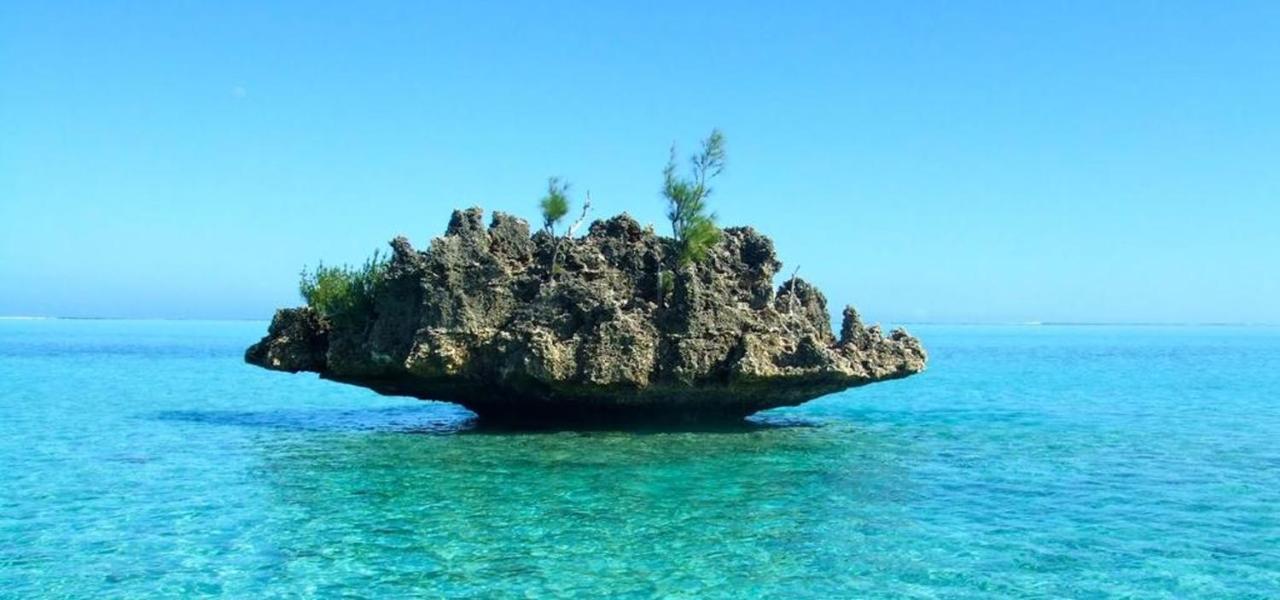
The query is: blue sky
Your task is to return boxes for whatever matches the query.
[2,1,1277,323]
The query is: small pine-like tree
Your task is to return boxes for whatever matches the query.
[663,129,725,265]
[538,177,589,281]
[539,177,570,235]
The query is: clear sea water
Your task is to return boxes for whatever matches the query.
[1,320,1278,598]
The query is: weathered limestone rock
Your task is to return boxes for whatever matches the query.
[246,208,927,422]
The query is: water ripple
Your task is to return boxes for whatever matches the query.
[2,322,1279,597]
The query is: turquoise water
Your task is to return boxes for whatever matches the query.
[2,320,1278,598]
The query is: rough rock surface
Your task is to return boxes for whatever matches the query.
[246,208,927,422]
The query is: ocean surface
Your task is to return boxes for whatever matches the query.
[1,320,1278,598]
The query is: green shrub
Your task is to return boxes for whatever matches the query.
[298,250,388,323]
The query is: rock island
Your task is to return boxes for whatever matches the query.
[246,208,926,423]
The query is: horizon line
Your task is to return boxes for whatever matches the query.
[2,316,1277,327]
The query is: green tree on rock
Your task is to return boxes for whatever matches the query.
[539,177,570,235]
[664,128,725,265]
[537,177,591,281]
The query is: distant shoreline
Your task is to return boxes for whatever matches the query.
[0,316,269,322]
[908,321,1280,327]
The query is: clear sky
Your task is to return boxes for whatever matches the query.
[2,1,1277,323]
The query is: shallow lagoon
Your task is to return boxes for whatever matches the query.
[2,320,1278,597]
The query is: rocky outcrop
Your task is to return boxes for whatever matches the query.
[246,208,926,422]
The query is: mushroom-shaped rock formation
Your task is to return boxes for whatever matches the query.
[246,208,926,423]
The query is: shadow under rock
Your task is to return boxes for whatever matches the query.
[150,402,478,434]
[460,411,824,435]
[150,403,826,435]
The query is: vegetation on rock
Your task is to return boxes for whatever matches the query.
[536,177,592,280]
[533,129,727,269]
[664,129,726,265]
[298,251,388,323]
[538,177,570,235]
